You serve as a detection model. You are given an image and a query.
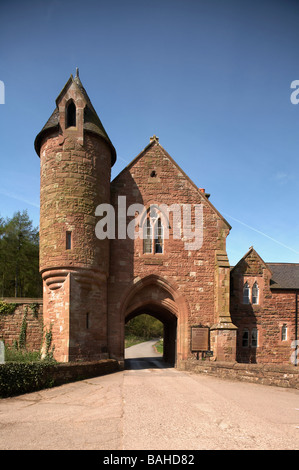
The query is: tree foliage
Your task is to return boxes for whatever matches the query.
[125,314,163,339]
[0,210,42,298]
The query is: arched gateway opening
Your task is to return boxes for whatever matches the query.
[125,307,177,366]
[120,275,189,367]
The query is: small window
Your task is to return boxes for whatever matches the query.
[281,324,287,341]
[251,328,258,348]
[154,218,163,253]
[242,329,249,347]
[243,282,250,304]
[252,282,259,304]
[66,231,72,250]
[86,312,90,329]
[66,101,76,128]
[143,218,152,254]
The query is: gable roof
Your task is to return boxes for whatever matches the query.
[34,72,116,165]
[230,246,271,274]
[112,136,231,230]
[231,246,299,290]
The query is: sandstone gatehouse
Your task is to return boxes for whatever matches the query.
[30,71,298,367]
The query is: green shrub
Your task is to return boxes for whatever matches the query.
[125,334,147,348]
[0,361,55,398]
[125,314,163,339]
[154,339,163,354]
[4,346,41,363]
[0,301,17,315]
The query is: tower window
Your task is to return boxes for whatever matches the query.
[66,231,72,250]
[86,312,90,329]
[66,101,76,128]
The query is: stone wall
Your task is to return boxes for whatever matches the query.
[43,359,119,388]
[180,359,299,389]
[0,298,43,351]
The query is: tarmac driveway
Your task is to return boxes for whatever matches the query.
[0,341,299,450]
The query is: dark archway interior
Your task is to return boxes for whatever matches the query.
[125,304,177,366]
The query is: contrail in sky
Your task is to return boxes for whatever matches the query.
[222,211,299,255]
[0,189,39,208]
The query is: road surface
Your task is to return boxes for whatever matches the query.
[124,338,164,370]
[0,340,299,450]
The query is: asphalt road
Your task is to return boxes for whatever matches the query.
[0,341,299,450]
[124,338,164,371]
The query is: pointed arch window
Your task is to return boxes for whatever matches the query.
[243,282,250,304]
[66,100,76,128]
[252,282,259,304]
[143,218,152,254]
[154,218,163,253]
[143,212,164,254]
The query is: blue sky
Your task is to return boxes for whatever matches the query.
[0,0,298,265]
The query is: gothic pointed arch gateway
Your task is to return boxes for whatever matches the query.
[113,275,190,366]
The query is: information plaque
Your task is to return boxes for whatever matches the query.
[191,327,209,352]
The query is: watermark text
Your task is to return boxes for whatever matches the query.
[0,81,4,104]
[290,80,299,104]
[95,198,203,250]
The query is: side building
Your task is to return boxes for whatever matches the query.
[230,247,299,365]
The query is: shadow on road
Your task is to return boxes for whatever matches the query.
[125,357,173,370]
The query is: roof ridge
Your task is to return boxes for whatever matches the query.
[267,262,299,266]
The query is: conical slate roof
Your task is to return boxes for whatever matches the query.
[34,72,116,165]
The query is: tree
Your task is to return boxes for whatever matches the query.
[125,314,163,339]
[0,211,42,298]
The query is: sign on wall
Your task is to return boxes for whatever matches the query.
[191,326,209,352]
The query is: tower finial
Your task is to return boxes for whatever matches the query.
[75,67,79,78]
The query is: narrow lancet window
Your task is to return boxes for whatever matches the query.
[154,218,163,253]
[243,282,250,304]
[66,231,72,250]
[143,218,152,254]
[281,324,287,341]
[66,101,76,128]
[252,282,259,304]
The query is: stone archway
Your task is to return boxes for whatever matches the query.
[120,275,189,366]
[125,304,177,365]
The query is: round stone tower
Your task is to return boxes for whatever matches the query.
[34,70,116,362]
